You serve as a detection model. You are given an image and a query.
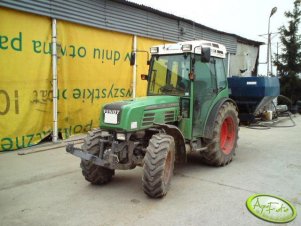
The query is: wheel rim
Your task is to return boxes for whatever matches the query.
[220,116,236,154]
[163,151,172,185]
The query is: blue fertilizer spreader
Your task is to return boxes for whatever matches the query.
[227,76,280,123]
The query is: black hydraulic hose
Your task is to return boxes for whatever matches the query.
[246,114,296,129]
[277,94,293,111]
[245,95,296,129]
[269,111,296,128]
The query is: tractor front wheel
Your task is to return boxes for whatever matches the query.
[80,129,115,184]
[201,102,239,166]
[142,134,175,198]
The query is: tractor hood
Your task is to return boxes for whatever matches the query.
[100,96,180,131]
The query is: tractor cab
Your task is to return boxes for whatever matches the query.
[144,41,229,140]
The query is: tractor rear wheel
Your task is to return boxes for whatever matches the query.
[201,102,239,166]
[142,134,175,198]
[80,129,115,184]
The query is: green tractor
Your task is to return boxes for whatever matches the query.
[66,40,239,198]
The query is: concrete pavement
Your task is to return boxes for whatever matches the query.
[0,115,301,226]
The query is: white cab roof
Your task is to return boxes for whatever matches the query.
[151,40,227,58]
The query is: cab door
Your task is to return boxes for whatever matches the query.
[192,56,218,137]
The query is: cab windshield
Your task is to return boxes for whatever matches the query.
[147,54,191,96]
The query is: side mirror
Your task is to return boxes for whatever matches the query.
[201,47,211,63]
[130,52,136,66]
[141,74,148,80]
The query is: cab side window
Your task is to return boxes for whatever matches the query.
[215,58,227,90]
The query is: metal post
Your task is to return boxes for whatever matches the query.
[276,42,279,76]
[267,20,271,76]
[132,35,137,98]
[52,19,58,143]
[227,52,231,77]
[267,7,277,76]
[270,40,273,75]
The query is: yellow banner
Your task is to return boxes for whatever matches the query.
[56,20,134,138]
[0,7,168,151]
[0,8,52,151]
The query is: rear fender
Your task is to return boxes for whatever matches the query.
[203,98,238,139]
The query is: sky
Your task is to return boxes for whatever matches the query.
[128,0,297,75]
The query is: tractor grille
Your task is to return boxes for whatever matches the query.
[164,111,175,122]
[142,113,155,126]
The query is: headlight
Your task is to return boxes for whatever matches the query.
[182,44,192,51]
[116,133,126,141]
[150,47,159,54]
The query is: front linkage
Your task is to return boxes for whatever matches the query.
[66,130,143,170]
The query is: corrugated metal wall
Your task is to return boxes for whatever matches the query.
[0,0,237,53]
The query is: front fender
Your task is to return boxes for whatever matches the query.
[155,123,186,163]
